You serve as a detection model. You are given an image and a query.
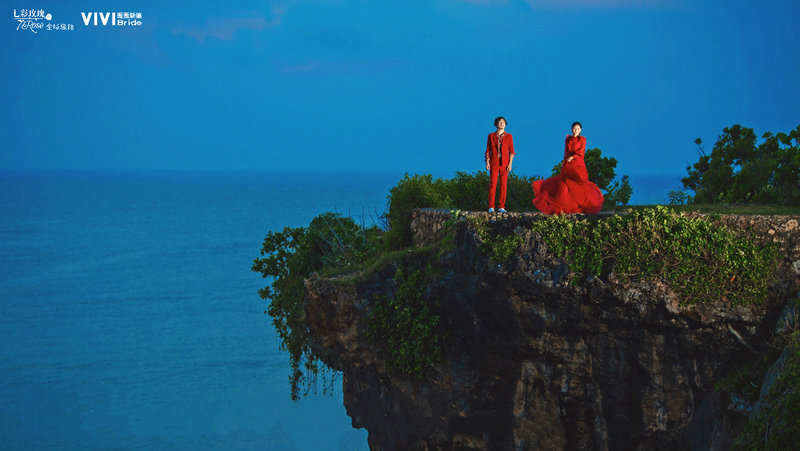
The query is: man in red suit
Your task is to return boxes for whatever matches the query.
[485,116,515,212]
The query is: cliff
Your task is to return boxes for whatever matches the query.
[304,210,800,450]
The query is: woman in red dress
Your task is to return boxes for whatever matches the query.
[532,122,604,214]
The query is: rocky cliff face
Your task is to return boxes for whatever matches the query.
[304,210,800,450]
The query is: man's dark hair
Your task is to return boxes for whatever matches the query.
[494,116,507,127]
[572,121,582,128]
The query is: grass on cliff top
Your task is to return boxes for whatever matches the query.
[426,204,800,216]
[319,219,457,284]
[319,240,450,284]
[529,206,781,305]
[608,204,800,215]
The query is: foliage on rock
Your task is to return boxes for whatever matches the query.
[251,212,382,399]
[529,206,780,305]
[467,216,524,262]
[384,171,539,249]
[734,321,800,450]
[366,265,443,379]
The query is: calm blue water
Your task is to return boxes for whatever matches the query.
[0,170,680,450]
[0,170,403,450]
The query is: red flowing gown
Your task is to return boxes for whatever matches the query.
[532,135,604,214]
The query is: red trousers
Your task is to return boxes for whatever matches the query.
[488,166,509,209]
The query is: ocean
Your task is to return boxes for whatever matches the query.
[0,170,681,450]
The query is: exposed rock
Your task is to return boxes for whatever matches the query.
[305,210,800,450]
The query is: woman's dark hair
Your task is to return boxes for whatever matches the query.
[572,121,582,128]
[494,116,507,127]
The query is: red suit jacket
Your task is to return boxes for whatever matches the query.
[485,132,515,169]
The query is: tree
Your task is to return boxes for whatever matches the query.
[682,124,800,205]
[251,212,381,399]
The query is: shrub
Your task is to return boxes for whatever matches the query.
[734,329,800,450]
[441,170,541,212]
[383,174,449,249]
[384,171,540,249]
[251,212,381,399]
[530,206,780,305]
[365,265,443,379]
[467,216,524,262]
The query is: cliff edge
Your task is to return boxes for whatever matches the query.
[304,210,800,450]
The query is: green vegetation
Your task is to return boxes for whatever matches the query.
[681,124,800,205]
[467,216,524,262]
[365,265,443,378]
[385,162,631,250]
[251,212,382,400]
[713,297,800,450]
[383,171,539,249]
[529,206,780,305]
[252,206,452,398]
[610,204,800,215]
[734,311,800,450]
[254,166,794,400]
[667,190,692,206]
[714,348,784,404]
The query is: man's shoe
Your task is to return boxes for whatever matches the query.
[498,208,507,213]
[488,208,495,213]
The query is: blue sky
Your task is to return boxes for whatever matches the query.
[2,0,799,178]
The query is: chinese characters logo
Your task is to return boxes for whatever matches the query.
[81,11,142,27]
[13,9,74,33]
